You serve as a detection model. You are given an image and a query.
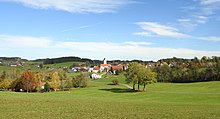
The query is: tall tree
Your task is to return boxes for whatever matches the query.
[155,64,172,82]
[142,68,157,91]
[0,70,6,82]
[50,72,60,91]
[19,72,36,92]
[125,62,139,90]
[35,72,43,92]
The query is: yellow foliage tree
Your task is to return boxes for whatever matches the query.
[50,72,60,91]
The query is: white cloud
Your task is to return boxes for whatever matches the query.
[61,22,102,32]
[193,15,208,24]
[55,41,220,61]
[8,0,134,13]
[0,35,52,48]
[1,35,220,60]
[133,32,154,37]
[198,36,220,41]
[200,0,220,5]
[179,0,220,30]
[135,22,190,38]
[177,18,191,22]
[124,41,153,46]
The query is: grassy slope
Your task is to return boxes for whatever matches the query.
[44,61,84,68]
[0,79,220,119]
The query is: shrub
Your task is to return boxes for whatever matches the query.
[73,73,89,88]
[112,79,119,85]
[0,80,11,90]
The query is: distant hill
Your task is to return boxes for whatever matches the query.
[33,56,102,65]
[0,57,27,62]
[33,56,149,65]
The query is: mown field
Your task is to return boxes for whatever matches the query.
[0,76,220,119]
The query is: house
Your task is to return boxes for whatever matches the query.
[145,61,156,68]
[168,62,177,67]
[111,64,124,74]
[92,66,100,73]
[91,73,102,79]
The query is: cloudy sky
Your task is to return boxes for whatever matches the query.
[0,0,220,61]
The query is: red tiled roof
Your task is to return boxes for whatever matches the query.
[100,64,111,67]
[93,67,100,70]
[111,65,123,70]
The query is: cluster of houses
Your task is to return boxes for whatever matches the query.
[66,58,183,79]
[68,58,128,79]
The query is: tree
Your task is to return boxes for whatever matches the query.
[58,70,69,91]
[21,72,36,92]
[35,72,43,92]
[72,73,89,88]
[155,64,172,82]
[11,72,36,92]
[0,70,6,82]
[125,62,139,90]
[0,80,11,90]
[64,76,72,90]
[50,72,61,91]
[125,62,157,91]
[142,68,157,91]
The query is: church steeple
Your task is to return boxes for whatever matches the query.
[103,58,107,64]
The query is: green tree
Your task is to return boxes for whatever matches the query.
[142,68,157,91]
[125,62,157,91]
[155,64,172,82]
[64,76,72,90]
[58,70,69,91]
[125,62,139,90]
[72,73,89,88]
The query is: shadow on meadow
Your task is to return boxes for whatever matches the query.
[99,88,138,93]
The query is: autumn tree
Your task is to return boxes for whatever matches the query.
[50,72,60,91]
[0,70,6,82]
[21,72,36,92]
[0,80,11,90]
[35,72,43,92]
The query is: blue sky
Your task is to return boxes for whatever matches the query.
[0,0,220,61]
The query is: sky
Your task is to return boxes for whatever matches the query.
[0,0,220,61]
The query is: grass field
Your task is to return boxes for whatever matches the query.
[0,78,220,119]
[44,61,85,68]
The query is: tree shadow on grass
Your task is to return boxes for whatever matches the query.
[99,88,138,93]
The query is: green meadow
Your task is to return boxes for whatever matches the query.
[0,78,220,119]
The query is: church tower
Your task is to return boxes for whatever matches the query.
[103,58,107,64]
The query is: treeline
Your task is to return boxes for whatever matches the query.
[34,56,101,65]
[33,56,148,65]
[0,70,89,92]
[0,57,27,63]
[154,56,220,83]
